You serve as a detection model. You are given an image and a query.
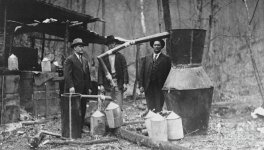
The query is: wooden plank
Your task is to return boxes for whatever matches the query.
[115,127,190,150]
[33,90,59,99]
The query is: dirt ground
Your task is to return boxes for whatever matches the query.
[1,92,264,150]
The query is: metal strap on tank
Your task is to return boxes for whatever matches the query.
[190,30,194,64]
[69,93,72,139]
[1,76,4,124]
[172,63,201,69]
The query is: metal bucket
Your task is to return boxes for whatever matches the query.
[166,111,184,140]
[105,102,122,128]
[150,113,167,141]
[61,93,82,139]
[144,110,157,137]
[90,110,106,136]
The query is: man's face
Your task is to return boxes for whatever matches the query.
[107,42,116,50]
[153,41,162,54]
[74,45,84,54]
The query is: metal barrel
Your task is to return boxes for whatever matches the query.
[163,29,213,135]
[61,93,82,139]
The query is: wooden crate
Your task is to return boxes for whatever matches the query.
[0,93,20,124]
[33,90,60,117]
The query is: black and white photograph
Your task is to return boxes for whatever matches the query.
[0,0,264,149]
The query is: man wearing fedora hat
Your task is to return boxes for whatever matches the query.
[64,38,91,130]
[98,35,129,110]
[139,39,171,112]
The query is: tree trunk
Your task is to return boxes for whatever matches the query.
[202,0,214,68]
[133,0,146,102]
[162,0,172,55]
[195,0,203,29]
[157,0,162,32]
[82,0,87,14]
[101,0,106,54]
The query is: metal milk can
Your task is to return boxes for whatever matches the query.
[8,54,18,70]
[90,110,106,136]
[41,58,51,72]
[105,102,123,128]
[150,113,167,141]
[144,110,157,137]
[166,111,184,140]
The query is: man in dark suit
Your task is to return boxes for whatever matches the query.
[98,35,129,110]
[139,39,171,112]
[64,38,91,129]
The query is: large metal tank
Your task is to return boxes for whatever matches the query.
[162,29,214,134]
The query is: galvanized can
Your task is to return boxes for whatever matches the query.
[90,110,106,136]
[105,102,122,128]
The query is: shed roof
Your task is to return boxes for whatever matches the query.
[14,22,107,44]
[1,0,101,24]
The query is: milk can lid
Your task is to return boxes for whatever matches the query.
[151,113,165,121]
[9,54,17,58]
[42,57,50,62]
[166,111,180,119]
[106,102,119,110]
[92,110,105,117]
[144,110,156,119]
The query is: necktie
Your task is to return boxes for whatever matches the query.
[79,54,83,65]
[154,54,157,62]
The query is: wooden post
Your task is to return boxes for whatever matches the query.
[41,33,45,61]
[2,1,7,67]
[64,21,69,57]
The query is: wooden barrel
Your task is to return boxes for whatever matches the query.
[0,74,20,124]
[19,71,33,112]
[61,93,82,139]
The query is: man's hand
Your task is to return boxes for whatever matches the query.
[99,85,105,92]
[69,87,75,93]
[123,84,128,92]
[106,73,112,80]
[88,89,92,94]
[139,87,144,93]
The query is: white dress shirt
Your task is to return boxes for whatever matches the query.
[153,52,161,61]
[108,54,116,73]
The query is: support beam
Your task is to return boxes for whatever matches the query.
[2,1,7,67]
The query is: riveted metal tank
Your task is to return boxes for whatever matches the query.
[162,29,214,134]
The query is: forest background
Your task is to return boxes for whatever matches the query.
[12,0,264,104]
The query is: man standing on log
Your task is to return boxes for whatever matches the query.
[139,39,171,112]
[98,35,129,110]
[64,38,91,130]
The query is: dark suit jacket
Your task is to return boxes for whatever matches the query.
[139,53,171,90]
[64,53,91,94]
[98,52,129,90]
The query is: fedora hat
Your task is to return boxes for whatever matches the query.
[106,35,117,45]
[150,39,165,49]
[71,38,86,48]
